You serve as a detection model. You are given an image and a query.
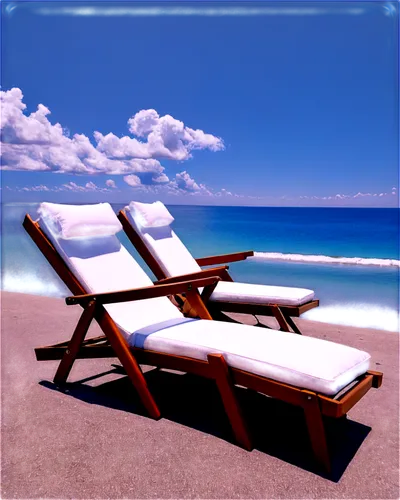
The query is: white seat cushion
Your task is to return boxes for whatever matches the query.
[130,319,370,396]
[210,281,315,306]
[125,204,315,306]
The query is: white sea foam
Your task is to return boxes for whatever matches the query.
[303,303,399,332]
[2,273,66,298]
[3,276,399,332]
[252,252,400,267]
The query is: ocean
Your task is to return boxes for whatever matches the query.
[1,203,399,332]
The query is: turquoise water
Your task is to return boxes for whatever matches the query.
[1,203,399,332]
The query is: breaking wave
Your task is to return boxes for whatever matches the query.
[303,303,399,333]
[1,272,67,298]
[252,252,400,267]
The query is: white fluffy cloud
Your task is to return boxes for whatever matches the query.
[0,88,224,187]
[127,110,224,161]
[172,171,200,191]
[152,173,169,183]
[166,171,213,196]
[123,174,142,187]
[121,170,217,196]
[61,181,111,193]
[215,188,233,196]
[21,184,50,192]
[105,179,117,188]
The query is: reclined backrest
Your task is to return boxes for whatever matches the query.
[125,201,202,278]
[38,202,184,337]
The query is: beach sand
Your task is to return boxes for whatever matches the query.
[1,291,399,499]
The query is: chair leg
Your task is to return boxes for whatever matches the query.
[186,288,213,320]
[271,305,292,332]
[207,353,253,451]
[282,312,302,335]
[96,308,161,420]
[54,300,96,385]
[301,391,331,474]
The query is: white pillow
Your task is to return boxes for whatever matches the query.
[38,202,122,239]
[128,201,174,229]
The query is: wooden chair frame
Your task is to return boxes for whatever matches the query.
[24,214,383,474]
[117,209,319,334]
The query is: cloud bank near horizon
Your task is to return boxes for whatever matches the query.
[0,87,224,195]
[3,182,397,208]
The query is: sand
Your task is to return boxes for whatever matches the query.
[1,291,399,499]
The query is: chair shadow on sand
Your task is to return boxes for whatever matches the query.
[40,364,371,483]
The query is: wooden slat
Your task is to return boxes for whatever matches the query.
[296,300,320,316]
[66,277,221,306]
[155,266,230,285]
[318,373,374,418]
[334,375,373,417]
[232,370,305,407]
[35,345,116,361]
[82,335,109,345]
[132,349,212,378]
[196,250,254,267]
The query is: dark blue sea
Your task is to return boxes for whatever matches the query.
[1,203,399,332]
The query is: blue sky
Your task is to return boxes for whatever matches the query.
[1,1,399,206]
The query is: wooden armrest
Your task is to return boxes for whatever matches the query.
[196,250,254,267]
[154,266,230,285]
[66,276,221,306]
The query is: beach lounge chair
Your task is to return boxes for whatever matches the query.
[23,202,382,474]
[118,201,319,334]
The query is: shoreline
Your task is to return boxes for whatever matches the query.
[2,290,399,498]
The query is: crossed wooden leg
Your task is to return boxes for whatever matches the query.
[301,390,331,473]
[208,354,253,451]
[54,300,97,385]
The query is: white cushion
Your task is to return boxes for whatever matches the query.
[38,202,122,239]
[38,209,183,338]
[125,204,315,306]
[129,319,370,396]
[125,206,201,277]
[129,201,174,229]
[210,281,315,306]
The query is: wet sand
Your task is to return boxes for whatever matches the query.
[1,291,399,499]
